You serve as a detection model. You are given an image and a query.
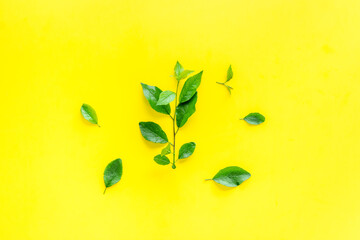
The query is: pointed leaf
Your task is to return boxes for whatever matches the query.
[242,113,265,125]
[178,71,203,103]
[157,90,176,105]
[174,61,194,81]
[81,103,99,126]
[225,65,233,83]
[154,154,170,165]
[103,159,123,192]
[178,142,196,159]
[161,143,171,156]
[176,92,198,128]
[177,70,194,81]
[141,83,170,115]
[210,166,251,187]
[174,61,184,79]
[225,85,233,94]
[139,122,168,143]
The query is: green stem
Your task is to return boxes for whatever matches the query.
[103,187,107,194]
[172,81,180,169]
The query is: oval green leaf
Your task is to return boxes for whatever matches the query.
[174,61,194,81]
[178,71,203,103]
[154,154,170,165]
[161,143,171,156]
[176,92,198,128]
[103,159,123,194]
[211,166,251,187]
[226,65,233,83]
[141,83,170,115]
[174,61,184,79]
[178,142,196,159]
[242,112,265,125]
[177,70,194,81]
[81,103,99,126]
[139,121,168,144]
[157,90,176,105]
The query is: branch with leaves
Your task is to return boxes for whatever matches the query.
[139,62,203,169]
[217,65,233,94]
[80,63,266,192]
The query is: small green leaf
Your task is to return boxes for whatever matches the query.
[174,61,194,81]
[174,61,184,79]
[161,143,171,156]
[178,71,203,103]
[139,122,168,143]
[209,166,251,187]
[81,103,99,126]
[225,65,233,83]
[103,159,123,194]
[177,70,194,81]
[216,65,234,94]
[141,83,170,115]
[176,92,198,128]
[178,142,196,159]
[154,154,170,165]
[241,113,265,125]
[225,85,233,94]
[157,90,176,105]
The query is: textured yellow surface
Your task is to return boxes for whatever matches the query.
[1,0,360,239]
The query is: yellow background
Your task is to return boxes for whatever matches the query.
[1,0,360,239]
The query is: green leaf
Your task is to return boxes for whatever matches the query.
[141,83,170,115]
[225,65,233,83]
[209,166,251,187]
[176,92,198,128]
[174,61,194,81]
[178,71,203,103]
[161,143,171,156]
[178,142,196,159]
[80,103,99,126]
[154,154,170,165]
[103,159,123,194]
[174,61,184,79]
[177,70,194,81]
[216,82,233,94]
[157,90,176,105]
[139,122,168,144]
[241,112,265,125]
[225,85,233,94]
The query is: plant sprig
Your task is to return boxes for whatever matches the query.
[216,65,233,94]
[139,61,202,169]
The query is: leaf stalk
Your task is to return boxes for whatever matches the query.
[172,81,180,169]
